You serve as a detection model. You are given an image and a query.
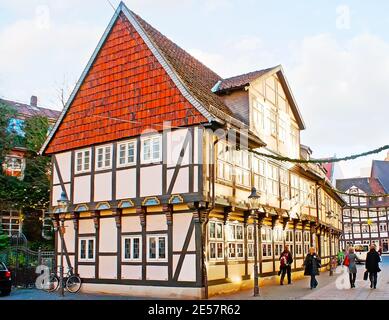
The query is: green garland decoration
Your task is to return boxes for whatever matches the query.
[248,145,389,164]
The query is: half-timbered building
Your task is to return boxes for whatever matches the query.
[40,2,344,298]
[337,159,389,253]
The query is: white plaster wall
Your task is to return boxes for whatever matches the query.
[193,166,198,193]
[57,255,74,271]
[51,184,71,207]
[140,165,162,197]
[167,167,189,194]
[262,261,273,273]
[146,265,168,281]
[121,265,142,280]
[177,254,196,282]
[146,214,167,232]
[99,218,117,253]
[116,169,136,200]
[99,256,117,279]
[94,172,112,202]
[78,265,95,279]
[166,128,189,167]
[79,219,95,234]
[173,213,192,251]
[122,215,141,233]
[55,152,71,183]
[64,220,75,253]
[73,175,91,204]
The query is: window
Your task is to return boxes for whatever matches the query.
[290,174,299,200]
[253,157,266,192]
[227,223,245,260]
[79,238,95,261]
[247,225,255,258]
[379,224,387,232]
[118,140,136,167]
[122,236,141,261]
[96,144,112,170]
[280,168,289,200]
[142,135,161,163]
[75,148,91,173]
[261,226,273,258]
[252,99,264,134]
[353,224,361,233]
[147,235,167,261]
[217,141,233,182]
[304,231,310,255]
[268,163,279,196]
[209,221,224,260]
[290,127,299,156]
[234,150,250,187]
[269,110,277,137]
[278,119,286,143]
[295,231,303,256]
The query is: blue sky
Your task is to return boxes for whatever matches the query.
[0,0,388,177]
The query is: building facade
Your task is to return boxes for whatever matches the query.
[337,159,389,253]
[0,96,60,236]
[41,2,344,299]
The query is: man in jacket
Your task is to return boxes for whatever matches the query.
[365,244,381,289]
[279,245,293,285]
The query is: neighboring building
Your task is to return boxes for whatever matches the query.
[41,2,344,299]
[337,158,389,253]
[0,96,60,236]
[322,157,344,184]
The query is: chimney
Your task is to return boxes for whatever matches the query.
[30,95,38,107]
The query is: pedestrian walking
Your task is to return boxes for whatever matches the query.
[279,245,293,285]
[344,247,360,288]
[365,244,381,289]
[304,247,321,289]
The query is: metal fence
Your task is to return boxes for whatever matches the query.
[0,246,55,288]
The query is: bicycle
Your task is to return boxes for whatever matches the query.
[44,267,82,293]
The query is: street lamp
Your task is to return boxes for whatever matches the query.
[248,187,261,297]
[57,191,69,297]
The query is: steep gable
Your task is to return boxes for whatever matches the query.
[43,4,240,154]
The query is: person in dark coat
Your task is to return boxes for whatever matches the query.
[304,247,321,289]
[365,244,381,289]
[279,245,293,285]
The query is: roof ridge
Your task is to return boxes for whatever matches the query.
[222,66,278,81]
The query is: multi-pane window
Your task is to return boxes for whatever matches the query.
[269,110,277,137]
[227,223,244,259]
[300,179,309,205]
[280,168,289,200]
[379,224,388,232]
[147,235,167,261]
[304,231,310,255]
[209,221,224,260]
[79,238,94,261]
[273,227,284,257]
[285,230,294,255]
[290,174,299,200]
[142,135,161,163]
[253,157,266,192]
[123,236,141,261]
[96,144,112,170]
[261,226,273,258]
[217,141,233,182]
[278,119,286,143]
[247,225,255,258]
[252,99,264,134]
[118,140,136,167]
[267,163,279,196]
[295,231,303,256]
[75,148,91,173]
[309,185,316,207]
[353,224,361,233]
[234,150,250,187]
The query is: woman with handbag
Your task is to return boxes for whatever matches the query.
[304,247,322,289]
[344,247,360,288]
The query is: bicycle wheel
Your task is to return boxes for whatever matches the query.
[44,275,60,292]
[66,275,82,293]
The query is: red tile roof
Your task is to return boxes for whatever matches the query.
[214,67,277,93]
[0,98,60,120]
